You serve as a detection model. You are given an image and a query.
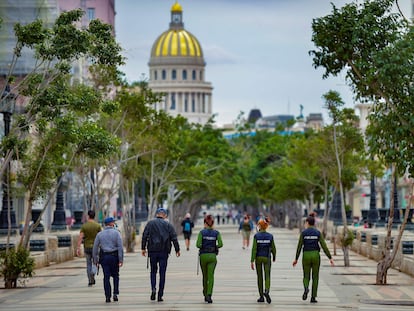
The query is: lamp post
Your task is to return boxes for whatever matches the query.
[367,175,378,227]
[329,190,343,225]
[0,90,17,234]
[51,175,67,231]
[392,173,401,227]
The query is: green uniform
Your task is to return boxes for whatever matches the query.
[295,226,331,299]
[196,228,223,298]
[251,230,276,297]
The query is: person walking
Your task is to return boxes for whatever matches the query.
[76,210,102,286]
[196,214,223,304]
[141,208,180,302]
[92,217,124,303]
[292,215,334,303]
[181,213,194,251]
[239,214,254,249]
[250,218,276,304]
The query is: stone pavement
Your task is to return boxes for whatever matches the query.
[0,223,414,311]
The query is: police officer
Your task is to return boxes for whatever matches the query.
[250,218,276,304]
[196,214,223,304]
[93,217,124,303]
[292,216,334,303]
[141,208,180,302]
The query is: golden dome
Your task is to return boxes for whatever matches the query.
[171,1,182,13]
[151,29,203,58]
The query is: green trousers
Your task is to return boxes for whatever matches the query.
[199,253,217,296]
[255,256,271,296]
[302,250,320,298]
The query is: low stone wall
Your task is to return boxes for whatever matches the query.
[326,222,414,277]
[31,233,79,268]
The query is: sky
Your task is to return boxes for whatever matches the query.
[115,0,411,127]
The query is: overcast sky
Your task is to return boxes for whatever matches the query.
[115,0,411,126]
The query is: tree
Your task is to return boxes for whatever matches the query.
[310,0,413,283]
[0,9,123,287]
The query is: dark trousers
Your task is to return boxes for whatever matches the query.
[101,254,120,299]
[149,252,169,297]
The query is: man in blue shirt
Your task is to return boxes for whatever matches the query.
[93,217,124,303]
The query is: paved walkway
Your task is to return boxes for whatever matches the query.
[0,224,414,311]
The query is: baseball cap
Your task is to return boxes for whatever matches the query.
[156,208,167,215]
[104,216,115,224]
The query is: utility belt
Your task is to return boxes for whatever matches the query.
[200,246,218,255]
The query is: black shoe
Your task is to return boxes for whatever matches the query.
[310,297,318,303]
[264,291,271,304]
[157,296,163,302]
[257,296,264,302]
[150,291,156,301]
[88,282,92,287]
[91,275,95,285]
[205,295,212,303]
[105,297,111,303]
[113,295,118,302]
[302,288,309,300]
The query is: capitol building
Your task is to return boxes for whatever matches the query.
[148,2,213,125]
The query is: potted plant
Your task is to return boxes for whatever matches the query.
[0,246,35,288]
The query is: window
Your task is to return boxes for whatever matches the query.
[172,69,177,80]
[154,70,158,80]
[170,93,176,110]
[182,70,187,80]
[192,98,195,112]
[192,70,196,80]
[199,71,203,80]
[162,70,166,80]
[87,8,95,21]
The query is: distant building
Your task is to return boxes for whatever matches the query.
[58,0,115,83]
[0,0,58,77]
[247,109,262,124]
[305,113,324,131]
[148,2,213,125]
[256,114,295,129]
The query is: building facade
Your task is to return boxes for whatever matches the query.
[148,2,213,125]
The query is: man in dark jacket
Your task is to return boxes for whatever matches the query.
[141,208,180,302]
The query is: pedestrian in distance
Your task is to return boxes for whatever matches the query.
[141,208,180,302]
[250,217,276,304]
[76,210,102,286]
[196,214,223,304]
[181,212,194,251]
[292,215,334,303]
[239,214,254,249]
[92,217,124,303]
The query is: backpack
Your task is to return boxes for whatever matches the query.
[184,221,191,232]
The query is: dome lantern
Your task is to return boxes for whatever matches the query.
[170,1,183,29]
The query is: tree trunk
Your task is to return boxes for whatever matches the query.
[376,168,413,284]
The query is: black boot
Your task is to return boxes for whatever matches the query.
[302,287,309,300]
[257,296,264,302]
[310,297,318,303]
[205,295,213,303]
[264,290,271,304]
[150,290,156,301]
